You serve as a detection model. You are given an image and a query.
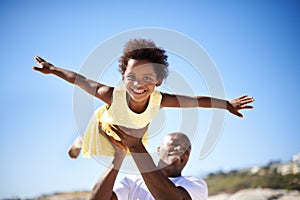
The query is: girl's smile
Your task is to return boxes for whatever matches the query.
[123,59,160,110]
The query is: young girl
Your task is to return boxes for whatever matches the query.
[33,39,254,158]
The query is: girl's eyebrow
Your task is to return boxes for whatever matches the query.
[143,73,156,77]
[125,72,156,78]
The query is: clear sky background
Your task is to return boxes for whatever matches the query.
[0,0,299,198]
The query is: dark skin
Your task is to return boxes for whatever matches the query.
[90,126,194,200]
[33,56,254,117]
[90,127,126,200]
[33,56,249,198]
[33,56,254,159]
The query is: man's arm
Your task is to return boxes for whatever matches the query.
[131,144,192,200]
[111,126,192,200]
[90,155,124,200]
[33,56,113,104]
[90,134,127,200]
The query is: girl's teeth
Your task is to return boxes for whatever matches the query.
[134,89,144,94]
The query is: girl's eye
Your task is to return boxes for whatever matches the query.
[127,75,136,80]
[144,76,153,82]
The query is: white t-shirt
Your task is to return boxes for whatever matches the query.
[114,175,208,200]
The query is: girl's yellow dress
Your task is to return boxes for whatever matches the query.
[82,85,162,157]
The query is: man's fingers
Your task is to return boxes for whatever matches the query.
[110,125,123,138]
[107,135,126,150]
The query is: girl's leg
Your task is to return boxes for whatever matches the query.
[68,136,82,159]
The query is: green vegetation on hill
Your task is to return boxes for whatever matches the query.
[205,170,300,195]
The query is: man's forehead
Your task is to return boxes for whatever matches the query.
[164,133,190,145]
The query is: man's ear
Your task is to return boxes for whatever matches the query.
[122,74,125,81]
[157,146,161,154]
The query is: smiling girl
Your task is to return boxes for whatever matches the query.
[33,39,254,158]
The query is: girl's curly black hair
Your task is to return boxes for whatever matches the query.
[118,39,169,82]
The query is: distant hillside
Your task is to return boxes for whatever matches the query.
[205,170,300,196]
[208,188,300,200]
[35,188,300,200]
[4,158,300,200]
[36,191,90,200]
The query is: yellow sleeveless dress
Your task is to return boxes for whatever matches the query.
[82,85,162,157]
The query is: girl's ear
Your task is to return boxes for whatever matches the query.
[157,146,161,154]
[122,74,125,81]
[156,80,162,87]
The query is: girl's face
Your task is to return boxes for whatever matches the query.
[123,59,161,104]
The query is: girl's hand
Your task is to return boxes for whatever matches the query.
[228,95,254,118]
[32,56,55,74]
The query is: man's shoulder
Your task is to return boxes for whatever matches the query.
[170,176,207,187]
[172,176,208,199]
[182,176,206,182]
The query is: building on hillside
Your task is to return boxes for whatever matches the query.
[292,162,300,174]
[277,153,300,175]
[250,166,261,174]
[293,153,300,163]
[278,163,293,175]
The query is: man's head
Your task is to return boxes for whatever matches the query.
[157,133,191,177]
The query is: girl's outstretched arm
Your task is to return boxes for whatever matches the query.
[33,56,113,105]
[160,93,254,118]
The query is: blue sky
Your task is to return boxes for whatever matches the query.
[0,0,299,198]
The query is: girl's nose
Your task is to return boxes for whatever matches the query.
[133,80,143,86]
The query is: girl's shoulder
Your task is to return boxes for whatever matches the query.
[96,85,114,105]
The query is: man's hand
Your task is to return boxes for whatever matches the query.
[32,56,56,74]
[99,126,127,159]
[110,125,148,149]
[228,95,254,118]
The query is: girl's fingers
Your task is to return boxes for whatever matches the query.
[235,111,243,118]
[34,56,41,62]
[240,98,254,105]
[32,66,44,72]
[240,105,253,109]
[35,56,46,63]
[239,94,249,99]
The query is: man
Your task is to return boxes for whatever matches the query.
[90,125,208,200]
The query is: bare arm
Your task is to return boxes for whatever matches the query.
[111,126,192,200]
[90,132,127,200]
[32,56,113,104]
[131,144,191,200]
[161,92,254,118]
[90,156,123,200]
